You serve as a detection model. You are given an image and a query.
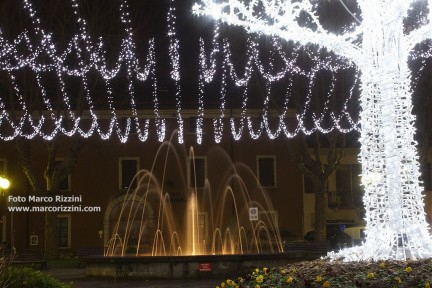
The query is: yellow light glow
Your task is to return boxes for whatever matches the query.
[0,177,10,189]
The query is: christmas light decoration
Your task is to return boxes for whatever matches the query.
[0,0,360,144]
[167,0,184,144]
[194,0,432,261]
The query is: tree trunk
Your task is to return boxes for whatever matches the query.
[286,132,344,242]
[350,9,432,260]
[44,201,58,259]
[314,179,328,241]
[15,137,81,259]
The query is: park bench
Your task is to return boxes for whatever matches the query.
[11,248,47,269]
[77,248,104,267]
[284,240,329,257]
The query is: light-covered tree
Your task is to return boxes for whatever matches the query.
[193,0,432,261]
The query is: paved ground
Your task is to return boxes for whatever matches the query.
[45,268,223,288]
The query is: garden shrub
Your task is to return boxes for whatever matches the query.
[0,267,73,288]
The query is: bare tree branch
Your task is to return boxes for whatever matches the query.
[193,0,362,62]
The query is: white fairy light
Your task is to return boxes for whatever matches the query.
[194,0,432,261]
[0,0,362,144]
[167,0,184,144]
[213,39,229,143]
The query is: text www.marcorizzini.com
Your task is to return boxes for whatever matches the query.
[7,205,101,213]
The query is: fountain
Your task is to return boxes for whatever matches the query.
[85,135,296,279]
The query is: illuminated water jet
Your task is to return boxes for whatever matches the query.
[105,138,285,257]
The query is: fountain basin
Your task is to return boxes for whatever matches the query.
[85,253,300,279]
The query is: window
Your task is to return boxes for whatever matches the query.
[55,160,71,191]
[257,156,276,188]
[119,158,139,190]
[56,214,71,248]
[304,175,315,193]
[332,164,363,208]
[188,157,207,188]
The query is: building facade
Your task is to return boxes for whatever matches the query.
[0,117,430,255]
[0,117,305,255]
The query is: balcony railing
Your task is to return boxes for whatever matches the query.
[328,190,363,209]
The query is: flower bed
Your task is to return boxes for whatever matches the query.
[217,258,432,287]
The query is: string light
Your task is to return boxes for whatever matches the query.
[194,0,432,261]
[167,0,184,144]
[0,0,362,144]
